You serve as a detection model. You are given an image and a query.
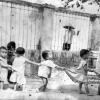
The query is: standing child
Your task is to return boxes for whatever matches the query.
[7,41,16,83]
[63,25,80,51]
[10,47,40,86]
[77,49,94,95]
[0,46,12,84]
[38,50,64,92]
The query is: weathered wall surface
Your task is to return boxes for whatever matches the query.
[0,0,99,76]
[90,17,100,51]
[41,8,54,50]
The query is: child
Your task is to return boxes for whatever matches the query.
[38,50,64,92]
[77,49,94,95]
[7,41,16,83]
[63,25,80,51]
[0,46,12,84]
[10,47,40,86]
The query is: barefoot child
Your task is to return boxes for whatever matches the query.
[38,50,64,92]
[77,49,94,95]
[10,47,40,86]
[0,46,12,84]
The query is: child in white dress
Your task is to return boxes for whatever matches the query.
[77,49,94,95]
[10,47,39,86]
[0,46,12,84]
[38,50,64,92]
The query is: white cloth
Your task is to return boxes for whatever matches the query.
[64,29,75,44]
[68,60,88,82]
[38,60,56,78]
[10,56,26,85]
[0,57,8,83]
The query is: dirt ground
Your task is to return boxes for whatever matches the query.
[0,70,100,100]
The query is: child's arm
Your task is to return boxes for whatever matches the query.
[0,62,12,70]
[25,59,40,66]
[55,65,65,70]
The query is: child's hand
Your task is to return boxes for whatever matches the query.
[56,66,65,70]
[8,65,12,70]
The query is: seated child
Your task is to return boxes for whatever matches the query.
[10,47,40,86]
[77,49,94,95]
[38,50,64,92]
[0,46,12,84]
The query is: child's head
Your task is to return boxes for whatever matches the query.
[0,46,7,58]
[16,47,25,56]
[42,50,52,60]
[80,49,89,60]
[7,41,16,56]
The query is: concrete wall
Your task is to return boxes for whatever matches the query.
[0,0,99,76]
[90,17,100,51]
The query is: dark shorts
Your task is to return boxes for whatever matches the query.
[63,43,71,51]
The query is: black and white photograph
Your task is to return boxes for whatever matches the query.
[0,0,100,100]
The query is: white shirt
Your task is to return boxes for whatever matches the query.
[11,56,27,85]
[12,56,26,75]
[38,60,56,78]
[64,29,76,44]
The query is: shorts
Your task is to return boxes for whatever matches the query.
[63,43,71,51]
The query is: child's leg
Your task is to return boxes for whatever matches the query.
[39,77,48,92]
[7,69,12,83]
[79,82,83,93]
[84,83,89,95]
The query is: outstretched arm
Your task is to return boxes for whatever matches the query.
[25,59,40,66]
[0,62,12,70]
[55,65,65,70]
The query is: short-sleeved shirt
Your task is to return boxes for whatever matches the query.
[10,56,26,84]
[12,56,26,75]
[64,29,75,44]
[38,60,57,78]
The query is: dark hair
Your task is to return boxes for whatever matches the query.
[0,46,7,50]
[80,49,89,58]
[42,50,49,60]
[16,47,25,55]
[7,41,16,50]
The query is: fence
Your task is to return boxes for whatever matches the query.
[0,0,99,76]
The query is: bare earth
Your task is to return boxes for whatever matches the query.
[0,70,100,100]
